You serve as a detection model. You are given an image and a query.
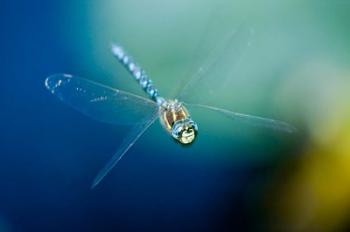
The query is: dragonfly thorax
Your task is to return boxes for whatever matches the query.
[159,99,198,144]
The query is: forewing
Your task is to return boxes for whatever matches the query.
[176,24,253,104]
[185,103,296,133]
[45,74,157,125]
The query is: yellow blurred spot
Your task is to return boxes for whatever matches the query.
[270,60,350,231]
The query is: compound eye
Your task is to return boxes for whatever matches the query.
[178,127,196,144]
[171,119,198,144]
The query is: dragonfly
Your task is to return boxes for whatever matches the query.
[45,26,296,189]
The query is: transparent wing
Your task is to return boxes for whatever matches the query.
[45,74,157,125]
[91,113,158,189]
[185,103,296,133]
[175,24,253,104]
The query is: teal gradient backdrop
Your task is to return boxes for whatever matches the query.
[1,0,350,231]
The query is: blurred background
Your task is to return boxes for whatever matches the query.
[1,0,350,231]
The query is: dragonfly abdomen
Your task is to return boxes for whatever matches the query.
[112,44,159,101]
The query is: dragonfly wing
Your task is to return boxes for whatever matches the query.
[91,113,158,189]
[176,24,254,104]
[185,103,296,133]
[45,74,157,125]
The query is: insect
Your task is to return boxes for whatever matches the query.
[45,26,295,188]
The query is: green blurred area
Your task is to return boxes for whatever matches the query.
[65,0,350,124]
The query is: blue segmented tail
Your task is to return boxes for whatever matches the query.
[111,43,160,102]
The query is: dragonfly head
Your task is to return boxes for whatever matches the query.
[171,118,198,144]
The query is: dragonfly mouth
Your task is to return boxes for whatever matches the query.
[171,118,198,144]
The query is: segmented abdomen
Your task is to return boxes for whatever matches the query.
[112,44,159,101]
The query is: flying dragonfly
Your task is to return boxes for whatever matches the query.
[45,26,296,188]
